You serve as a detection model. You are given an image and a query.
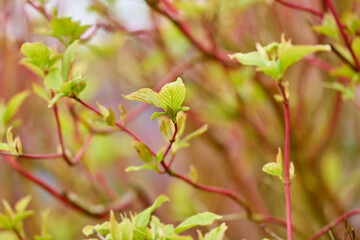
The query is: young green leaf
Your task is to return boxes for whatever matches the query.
[174,212,222,234]
[118,218,133,240]
[123,88,160,107]
[131,141,153,163]
[159,116,174,141]
[14,196,32,213]
[32,83,51,101]
[4,91,29,124]
[230,35,331,81]
[0,143,10,152]
[110,211,121,240]
[48,93,65,108]
[262,162,281,177]
[290,162,295,180]
[44,68,62,91]
[125,164,155,172]
[135,195,169,228]
[182,124,208,143]
[157,78,186,111]
[62,40,79,81]
[106,108,116,126]
[313,14,339,39]
[21,42,50,69]
[118,104,126,124]
[203,223,227,240]
[189,165,198,183]
[150,111,167,121]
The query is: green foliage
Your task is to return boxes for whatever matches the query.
[0,196,34,239]
[82,195,226,240]
[262,147,283,179]
[313,14,339,40]
[230,35,331,81]
[0,127,22,154]
[48,16,90,46]
[124,78,189,122]
[0,91,29,129]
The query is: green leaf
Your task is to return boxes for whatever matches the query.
[125,164,154,172]
[4,91,29,124]
[230,35,331,81]
[15,195,32,212]
[62,40,79,81]
[290,162,295,180]
[0,213,12,229]
[20,42,50,68]
[13,210,34,227]
[276,147,283,176]
[176,112,187,138]
[278,43,331,75]
[131,141,153,164]
[182,124,208,143]
[159,116,174,141]
[2,200,14,221]
[110,211,121,240]
[48,92,65,108]
[123,88,161,107]
[118,218,133,240]
[119,104,126,124]
[157,78,186,111]
[150,112,167,121]
[32,83,51,101]
[203,223,227,240]
[313,14,339,39]
[135,195,169,228]
[156,147,165,166]
[50,17,90,44]
[20,59,45,77]
[229,51,265,67]
[0,143,10,152]
[189,165,198,183]
[262,162,281,177]
[96,102,109,118]
[82,222,110,237]
[106,108,116,126]
[174,212,222,234]
[60,77,86,97]
[44,68,62,91]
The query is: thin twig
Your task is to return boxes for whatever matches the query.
[310,209,360,240]
[274,0,324,18]
[278,82,293,240]
[324,0,360,71]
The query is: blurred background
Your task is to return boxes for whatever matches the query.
[1,0,360,239]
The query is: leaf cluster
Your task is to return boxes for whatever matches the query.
[82,195,227,240]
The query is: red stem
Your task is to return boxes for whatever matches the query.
[148,4,235,65]
[2,155,133,218]
[74,98,156,155]
[0,152,62,159]
[274,0,324,18]
[52,98,72,165]
[310,209,360,240]
[25,0,52,20]
[73,134,93,164]
[278,83,293,240]
[324,0,360,71]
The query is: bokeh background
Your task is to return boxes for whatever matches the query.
[1,0,360,239]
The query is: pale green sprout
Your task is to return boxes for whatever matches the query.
[229,34,331,81]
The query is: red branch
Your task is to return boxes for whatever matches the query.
[310,209,360,240]
[278,83,293,240]
[324,0,360,71]
[274,0,324,18]
[2,155,132,218]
